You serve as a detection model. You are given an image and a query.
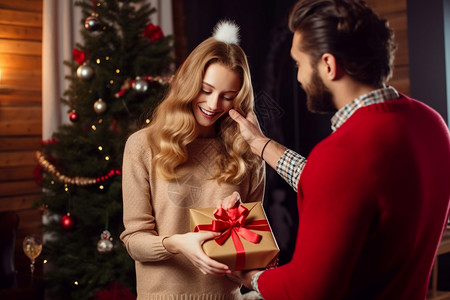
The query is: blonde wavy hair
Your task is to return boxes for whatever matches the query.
[146,37,261,184]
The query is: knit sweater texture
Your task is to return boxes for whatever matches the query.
[120,127,265,300]
[258,95,450,299]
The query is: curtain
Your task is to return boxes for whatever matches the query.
[42,0,173,140]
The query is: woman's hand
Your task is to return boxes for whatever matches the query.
[216,191,242,210]
[163,232,231,275]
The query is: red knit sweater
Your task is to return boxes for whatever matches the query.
[259,95,450,299]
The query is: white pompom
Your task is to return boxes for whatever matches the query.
[212,20,240,45]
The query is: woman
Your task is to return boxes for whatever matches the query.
[120,21,265,300]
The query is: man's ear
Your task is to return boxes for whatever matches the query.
[321,53,340,80]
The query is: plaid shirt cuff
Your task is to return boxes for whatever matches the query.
[276,149,306,192]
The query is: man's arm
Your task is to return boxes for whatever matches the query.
[229,109,306,192]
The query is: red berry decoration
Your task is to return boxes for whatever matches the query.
[61,213,75,231]
[69,111,79,122]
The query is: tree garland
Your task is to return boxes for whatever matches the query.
[36,151,121,186]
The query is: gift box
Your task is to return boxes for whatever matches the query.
[190,202,279,270]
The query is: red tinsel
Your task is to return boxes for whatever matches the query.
[143,23,164,43]
[33,164,43,185]
[94,281,136,300]
[41,138,59,145]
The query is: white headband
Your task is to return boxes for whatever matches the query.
[212,20,240,45]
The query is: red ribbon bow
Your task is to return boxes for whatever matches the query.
[194,204,271,270]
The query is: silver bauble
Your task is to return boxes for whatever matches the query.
[97,239,113,253]
[93,98,107,114]
[76,63,94,81]
[84,14,101,31]
[97,230,113,253]
[132,77,149,93]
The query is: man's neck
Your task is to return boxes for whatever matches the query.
[331,77,380,110]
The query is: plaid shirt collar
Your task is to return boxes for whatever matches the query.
[330,85,400,132]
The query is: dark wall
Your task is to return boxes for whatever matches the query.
[407,0,450,290]
[181,0,332,265]
[407,0,449,124]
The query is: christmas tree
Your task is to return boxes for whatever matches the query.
[35,0,173,299]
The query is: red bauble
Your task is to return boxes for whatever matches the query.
[69,111,79,122]
[61,214,75,230]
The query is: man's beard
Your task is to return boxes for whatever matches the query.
[303,68,336,114]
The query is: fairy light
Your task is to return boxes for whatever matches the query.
[116,69,120,74]
[145,119,150,124]
[74,281,79,286]
[105,156,110,161]
[98,119,103,124]
[96,58,101,64]
[98,146,103,151]
[92,125,97,131]
[110,79,114,84]
[105,56,110,61]
[99,185,104,190]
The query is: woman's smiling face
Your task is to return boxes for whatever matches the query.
[192,62,241,137]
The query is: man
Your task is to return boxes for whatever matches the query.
[223,0,450,298]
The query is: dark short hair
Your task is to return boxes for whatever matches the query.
[289,0,396,86]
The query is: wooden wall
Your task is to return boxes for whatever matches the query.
[367,0,409,95]
[0,0,43,276]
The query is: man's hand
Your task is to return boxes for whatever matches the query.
[227,269,261,290]
[229,109,268,156]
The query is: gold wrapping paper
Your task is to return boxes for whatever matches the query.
[190,202,279,270]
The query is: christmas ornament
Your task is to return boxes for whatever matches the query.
[61,213,75,231]
[115,76,173,98]
[97,230,113,253]
[76,63,94,81]
[69,110,79,122]
[143,23,164,43]
[72,49,85,65]
[84,14,101,31]
[93,98,107,114]
[132,77,149,93]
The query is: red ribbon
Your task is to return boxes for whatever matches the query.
[194,204,271,270]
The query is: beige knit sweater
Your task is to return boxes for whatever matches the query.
[120,127,265,300]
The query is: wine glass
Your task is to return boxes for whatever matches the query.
[23,234,43,280]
